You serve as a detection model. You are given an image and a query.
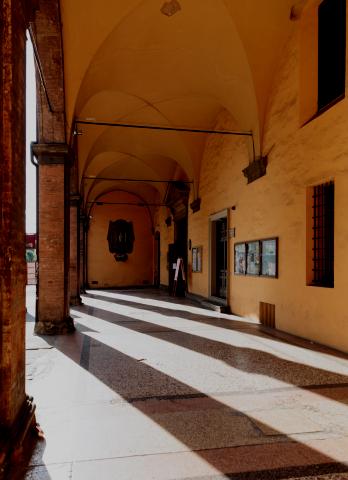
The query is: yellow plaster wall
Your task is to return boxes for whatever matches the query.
[88,191,154,288]
[187,111,249,301]
[188,18,348,353]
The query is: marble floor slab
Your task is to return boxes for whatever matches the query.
[7,286,348,480]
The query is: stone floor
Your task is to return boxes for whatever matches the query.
[11,287,348,479]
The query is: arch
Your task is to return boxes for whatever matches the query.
[88,188,155,232]
[82,152,170,204]
[87,189,155,288]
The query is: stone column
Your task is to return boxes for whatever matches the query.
[33,143,75,335]
[80,213,88,292]
[70,195,82,305]
[0,0,36,466]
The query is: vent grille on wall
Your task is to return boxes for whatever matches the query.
[259,302,275,328]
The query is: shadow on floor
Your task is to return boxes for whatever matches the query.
[25,312,36,323]
[4,433,50,480]
[39,321,348,479]
[73,302,348,398]
[82,292,270,341]
[84,291,346,356]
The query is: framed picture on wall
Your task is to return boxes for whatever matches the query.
[234,243,246,275]
[246,241,260,275]
[192,246,202,272]
[234,237,278,278]
[261,238,278,277]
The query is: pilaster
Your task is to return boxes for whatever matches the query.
[32,143,75,335]
[0,0,37,469]
[69,194,82,306]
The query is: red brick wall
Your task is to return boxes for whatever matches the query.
[31,0,73,330]
[31,0,65,143]
[69,205,79,303]
[0,0,27,428]
[38,164,66,323]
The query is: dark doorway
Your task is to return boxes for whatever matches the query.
[174,216,188,273]
[164,181,189,296]
[211,216,228,300]
[167,217,187,296]
[154,231,161,287]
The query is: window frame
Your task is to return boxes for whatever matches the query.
[307,181,335,288]
[317,0,346,112]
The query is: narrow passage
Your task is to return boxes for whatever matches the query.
[21,287,348,479]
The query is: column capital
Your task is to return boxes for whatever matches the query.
[70,193,82,207]
[25,0,40,26]
[32,143,71,165]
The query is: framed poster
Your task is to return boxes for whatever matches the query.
[261,238,278,277]
[192,246,202,272]
[246,241,260,275]
[234,243,246,275]
[234,237,278,278]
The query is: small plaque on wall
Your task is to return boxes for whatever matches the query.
[192,246,202,272]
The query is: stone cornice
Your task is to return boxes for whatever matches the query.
[32,143,70,165]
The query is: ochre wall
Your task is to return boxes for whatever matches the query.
[188,13,348,353]
[187,111,248,300]
[88,191,154,288]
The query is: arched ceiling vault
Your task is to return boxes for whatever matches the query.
[88,189,156,231]
[61,0,295,205]
[84,154,177,204]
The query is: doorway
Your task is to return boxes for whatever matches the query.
[154,231,161,287]
[167,216,188,295]
[210,212,228,301]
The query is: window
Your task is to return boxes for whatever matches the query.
[318,0,346,111]
[308,181,334,287]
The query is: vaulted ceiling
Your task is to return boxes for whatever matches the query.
[60,0,295,207]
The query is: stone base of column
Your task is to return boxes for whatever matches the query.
[69,295,83,307]
[34,316,75,335]
[0,395,36,472]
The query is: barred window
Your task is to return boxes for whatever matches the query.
[310,181,334,287]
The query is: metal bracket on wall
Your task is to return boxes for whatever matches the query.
[190,198,201,213]
[243,156,268,184]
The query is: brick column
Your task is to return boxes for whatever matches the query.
[70,195,82,305]
[0,0,36,466]
[33,144,75,335]
[80,212,86,293]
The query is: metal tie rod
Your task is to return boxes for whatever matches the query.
[87,201,167,207]
[75,119,253,137]
[83,176,193,184]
